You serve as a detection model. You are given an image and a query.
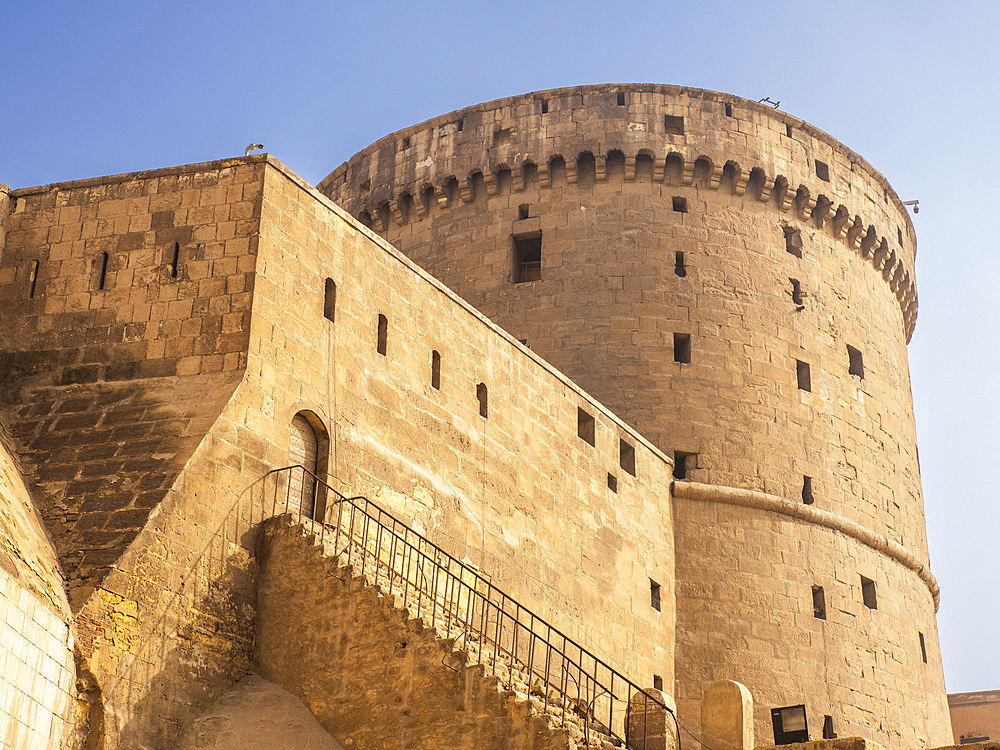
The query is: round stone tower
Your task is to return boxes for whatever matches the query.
[319,84,951,748]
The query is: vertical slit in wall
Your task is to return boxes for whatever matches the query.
[431,350,441,390]
[812,585,826,619]
[919,632,928,663]
[650,579,661,611]
[27,260,38,298]
[377,314,388,356]
[653,674,663,691]
[802,476,814,504]
[607,473,617,493]
[823,716,836,739]
[577,407,595,446]
[98,252,109,291]
[477,383,488,418]
[170,242,180,279]
[861,575,878,609]
[674,251,686,277]
[324,278,336,322]
[619,438,636,476]
[796,360,811,392]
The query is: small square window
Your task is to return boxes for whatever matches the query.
[815,160,830,182]
[783,225,803,258]
[673,450,695,480]
[577,407,595,446]
[513,232,542,283]
[861,575,877,609]
[672,196,688,213]
[607,473,618,493]
[518,203,530,220]
[802,476,814,505]
[812,585,826,620]
[673,333,691,364]
[619,438,636,476]
[401,136,411,150]
[848,345,864,379]
[664,115,685,135]
[796,360,811,392]
[653,674,664,691]
[493,128,511,147]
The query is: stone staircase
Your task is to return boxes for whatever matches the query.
[255,514,622,750]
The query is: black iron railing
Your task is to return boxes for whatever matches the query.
[104,464,674,749]
[270,464,673,748]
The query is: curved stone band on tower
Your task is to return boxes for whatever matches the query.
[321,84,951,748]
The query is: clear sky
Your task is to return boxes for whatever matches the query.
[2,0,997,693]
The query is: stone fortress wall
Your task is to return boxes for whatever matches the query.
[0,155,676,748]
[320,84,951,748]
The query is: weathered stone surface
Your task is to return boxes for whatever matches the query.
[322,84,949,748]
[175,673,344,750]
[701,679,752,750]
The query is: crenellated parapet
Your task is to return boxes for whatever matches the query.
[330,148,918,340]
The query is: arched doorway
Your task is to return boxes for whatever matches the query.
[288,412,328,520]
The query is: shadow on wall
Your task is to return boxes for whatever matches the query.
[104,530,259,749]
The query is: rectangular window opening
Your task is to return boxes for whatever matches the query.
[619,438,636,476]
[786,123,794,138]
[802,476,814,505]
[493,128,511,147]
[796,359,811,392]
[431,350,441,390]
[790,278,804,306]
[815,159,831,182]
[477,382,488,418]
[861,575,878,609]
[617,92,626,106]
[919,632,928,663]
[456,118,464,132]
[674,251,686,277]
[812,585,827,620]
[170,242,180,278]
[607,473,618,493]
[783,225,803,257]
[848,345,865,379]
[725,103,733,117]
[27,260,39,299]
[673,333,691,364]
[577,407,596,446]
[97,252,109,291]
[898,227,903,245]
[541,99,548,114]
[650,579,661,611]
[673,450,695,480]
[664,114,685,135]
[324,278,336,322]
[672,196,688,213]
[377,314,388,356]
[401,136,411,149]
[823,716,836,740]
[513,232,542,283]
[518,203,530,220]
[653,674,664,692]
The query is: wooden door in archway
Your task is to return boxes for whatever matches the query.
[289,414,317,518]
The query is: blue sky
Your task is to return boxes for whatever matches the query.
[2,1,997,693]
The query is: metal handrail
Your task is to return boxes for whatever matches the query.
[269,464,672,747]
[102,463,673,749]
